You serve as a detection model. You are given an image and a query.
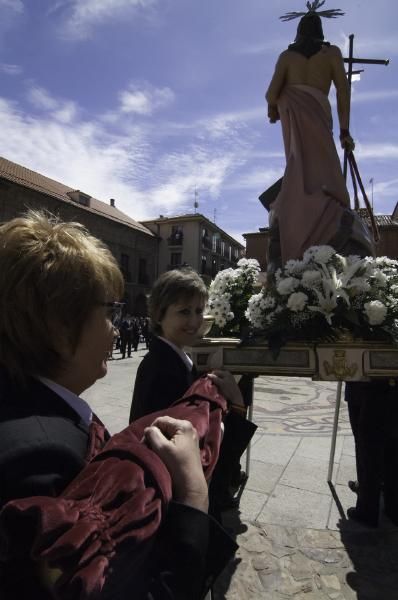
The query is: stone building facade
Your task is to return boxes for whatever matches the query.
[0,156,158,315]
[141,213,245,284]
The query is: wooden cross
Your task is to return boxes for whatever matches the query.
[343,33,389,178]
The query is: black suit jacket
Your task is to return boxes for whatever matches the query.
[0,371,90,507]
[130,336,197,422]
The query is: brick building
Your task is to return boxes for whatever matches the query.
[141,213,245,284]
[0,156,157,315]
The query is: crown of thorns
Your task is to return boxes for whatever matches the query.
[280,0,344,22]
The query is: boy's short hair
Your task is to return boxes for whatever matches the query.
[0,210,124,380]
[149,268,208,335]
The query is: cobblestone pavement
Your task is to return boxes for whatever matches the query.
[84,352,398,599]
[214,376,398,600]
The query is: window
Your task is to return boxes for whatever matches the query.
[201,255,207,274]
[66,190,91,206]
[211,258,217,277]
[202,227,211,249]
[170,252,182,267]
[170,225,183,245]
[138,258,148,284]
[120,253,130,281]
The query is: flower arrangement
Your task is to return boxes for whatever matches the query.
[245,245,398,351]
[207,258,261,336]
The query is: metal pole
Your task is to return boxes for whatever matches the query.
[245,400,254,476]
[327,381,343,483]
[343,34,354,181]
[371,179,374,210]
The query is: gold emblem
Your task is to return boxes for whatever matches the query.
[324,350,358,379]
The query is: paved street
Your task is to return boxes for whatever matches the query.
[83,345,398,599]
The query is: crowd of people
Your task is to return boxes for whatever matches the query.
[112,315,150,358]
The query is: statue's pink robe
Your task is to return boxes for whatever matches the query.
[271,84,350,263]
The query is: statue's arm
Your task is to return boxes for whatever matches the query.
[265,53,287,123]
[331,46,355,151]
[331,46,350,130]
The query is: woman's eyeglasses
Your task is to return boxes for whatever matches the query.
[100,302,124,322]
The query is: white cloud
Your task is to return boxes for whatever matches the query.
[119,84,174,116]
[357,142,398,160]
[59,0,156,39]
[373,178,398,202]
[148,145,244,213]
[0,0,24,13]
[28,86,58,110]
[227,167,283,192]
[0,62,22,75]
[350,36,398,57]
[27,86,78,124]
[53,101,78,124]
[351,89,398,104]
[0,93,249,222]
[235,38,287,56]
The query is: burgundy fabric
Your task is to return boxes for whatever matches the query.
[0,376,227,600]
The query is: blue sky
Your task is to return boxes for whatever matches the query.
[1,0,397,244]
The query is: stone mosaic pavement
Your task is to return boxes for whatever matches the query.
[84,350,398,599]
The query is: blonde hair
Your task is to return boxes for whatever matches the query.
[0,210,124,380]
[149,268,208,335]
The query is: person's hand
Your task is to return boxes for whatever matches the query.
[207,370,245,408]
[339,129,355,153]
[144,417,208,513]
[268,104,280,123]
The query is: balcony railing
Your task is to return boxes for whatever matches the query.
[167,234,183,246]
[202,236,212,250]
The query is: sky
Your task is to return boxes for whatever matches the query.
[0,0,397,245]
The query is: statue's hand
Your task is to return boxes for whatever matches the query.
[268,104,280,123]
[340,129,355,153]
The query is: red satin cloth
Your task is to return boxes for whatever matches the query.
[0,376,227,599]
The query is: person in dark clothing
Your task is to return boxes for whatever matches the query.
[119,315,133,358]
[132,317,141,351]
[0,212,236,600]
[142,316,151,348]
[129,268,257,513]
[345,380,398,528]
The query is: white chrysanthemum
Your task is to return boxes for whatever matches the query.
[207,294,233,327]
[301,270,322,288]
[346,277,371,293]
[237,258,260,270]
[375,256,398,268]
[260,295,276,310]
[284,259,306,276]
[287,292,308,312]
[373,270,388,288]
[276,277,300,296]
[364,300,388,325]
[303,245,335,265]
[245,293,267,328]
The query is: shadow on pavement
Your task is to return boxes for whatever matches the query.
[211,480,250,600]
[336,493,398,600]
